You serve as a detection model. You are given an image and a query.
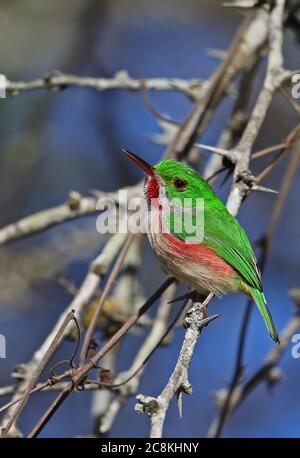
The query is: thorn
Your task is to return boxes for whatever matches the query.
[222,0,258,7]
[251,185,278,194]
[89,189,103,197]
[201,314,220,327]
[176,390,183,418]
[195,143,234,159]
[206,48,228,60]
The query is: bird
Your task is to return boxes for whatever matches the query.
[122,149,279,344]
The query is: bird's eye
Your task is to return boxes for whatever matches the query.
[173,178,188,191]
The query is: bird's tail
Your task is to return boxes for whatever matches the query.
[250,287,280,344]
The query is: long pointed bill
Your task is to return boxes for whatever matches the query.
[122,149,154,176]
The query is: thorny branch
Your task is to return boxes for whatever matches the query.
[136,295,217,438]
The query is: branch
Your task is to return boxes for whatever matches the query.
[5,70,203,99]
[0,193,96,245]
[0,185,140,246]
[98,282,178,434]
[79,233,136,365]
[227,0,286,215]
[91,346,120,436]
[135,295,218,438]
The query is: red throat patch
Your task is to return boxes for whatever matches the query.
[145,177,159,200]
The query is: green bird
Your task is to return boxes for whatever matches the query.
[123,149,279,343]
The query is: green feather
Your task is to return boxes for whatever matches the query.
[249,287,279,343]
[202,207,263,292]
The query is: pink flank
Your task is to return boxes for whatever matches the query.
[164,233,236,279]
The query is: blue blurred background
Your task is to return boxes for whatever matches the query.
[0,0,299,438]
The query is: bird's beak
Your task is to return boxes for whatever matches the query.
[122,149,154,176]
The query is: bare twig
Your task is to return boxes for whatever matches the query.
[91,346,120,436]
[0,193,97,245]
[98,282,178,434]
[0,185,140,246]
[79,233,136,365]
[5,71,203,99]
[204,58,258,182]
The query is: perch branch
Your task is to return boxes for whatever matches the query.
[135,295,217,438]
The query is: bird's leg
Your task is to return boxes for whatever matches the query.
[199,292,214,319]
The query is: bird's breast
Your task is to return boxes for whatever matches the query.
[146,207,239,295]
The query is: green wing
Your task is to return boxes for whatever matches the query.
[202,206,262,291]
[167,201,262,290]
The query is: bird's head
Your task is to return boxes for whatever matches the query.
[123,149,216,206]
